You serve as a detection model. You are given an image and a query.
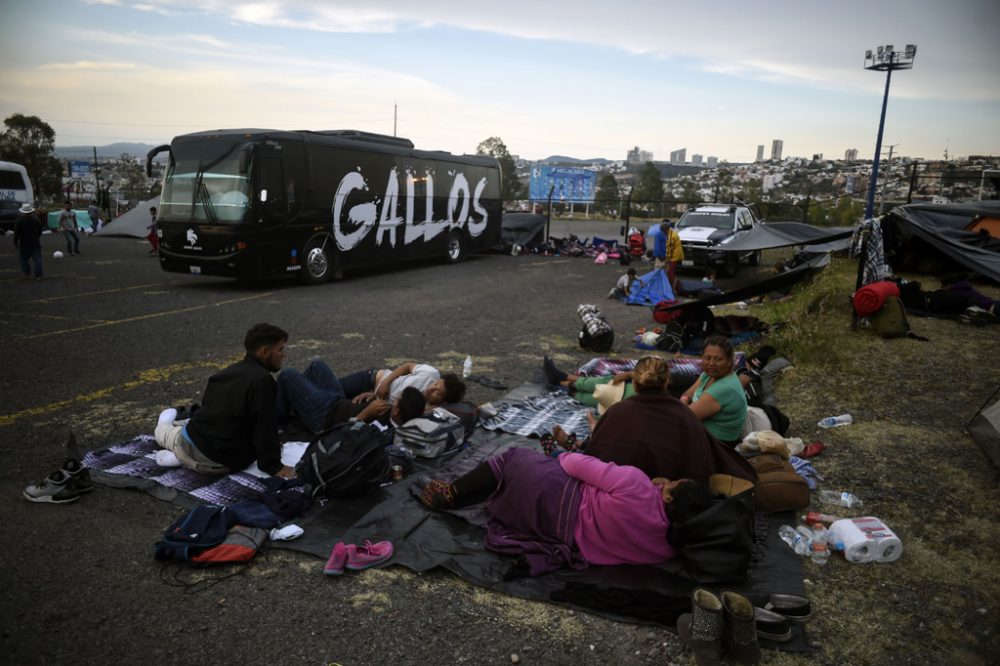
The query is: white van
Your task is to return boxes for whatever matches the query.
[0,161,35,231]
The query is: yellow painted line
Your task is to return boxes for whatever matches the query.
[27,292,275,339]
[0,356,240,428]
[11,282,163,305]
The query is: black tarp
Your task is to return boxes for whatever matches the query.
[709,222,854,253]
[497,212,546,250]
[661,253,831,313]
[883,202,1000,282]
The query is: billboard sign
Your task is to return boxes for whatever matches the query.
[69,160,91,178]
[529,166,596,203]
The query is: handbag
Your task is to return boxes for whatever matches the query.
[668,489,755,584]
[747,453,809,512]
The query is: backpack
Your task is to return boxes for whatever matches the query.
[652,299,682,324]
[578,304,614,352]
[295,421,391,499]
[190,526,269,564]
[154,504,235,562]
[869,297,927,341]
[394,408,467,458]
[653,321,685,352]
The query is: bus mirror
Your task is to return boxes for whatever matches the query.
[146,144,171,177]
[238,144,254,175]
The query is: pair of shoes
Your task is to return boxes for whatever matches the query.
[23,469,84,504]
[754,607,792,642]
[418,480,456,509]
[960,306,999,326]
[324,540,394,575]
[763,593,812,622]
[677,588,760,665]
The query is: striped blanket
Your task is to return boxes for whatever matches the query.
[479,392,593,440]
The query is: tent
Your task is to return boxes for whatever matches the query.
[94,197,159,238]
[626,269,675,306]
[46,210,95,233]
[706,221,854,254]
[969,384,1000,469]
[882,201,1000,282]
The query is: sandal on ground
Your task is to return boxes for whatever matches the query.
[418,480,456,510]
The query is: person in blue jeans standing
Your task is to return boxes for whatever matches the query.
[13,203,44,280]
[58,201,81,255]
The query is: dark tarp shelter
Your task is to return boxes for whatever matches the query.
[626,269,675,305]
[713,222,854,254]
[93,197,159,239]
[969,384,1000,470]
[882,201,1000,283]
[497,212,546,251]
[660,253,831,313]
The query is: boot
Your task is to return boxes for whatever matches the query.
[676,587,723,666]
[721,591,760,664]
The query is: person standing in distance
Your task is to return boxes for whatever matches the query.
[13,203,44,280]
[663,219,685,296]
[58,201,81,255]
[147,206,158,256]
[154,323,296,478]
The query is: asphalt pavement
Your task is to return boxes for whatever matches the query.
[0,228,766,665]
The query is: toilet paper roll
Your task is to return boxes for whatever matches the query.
[829,518,877,563]
[832,517,903,563]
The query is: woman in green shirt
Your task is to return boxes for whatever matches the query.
[680,335,748,444]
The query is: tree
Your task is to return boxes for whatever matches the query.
[594,173,620,215]
[0,114,65,198]
[114,153,148,200]
[631,162,664,212]
[475,137,522,203]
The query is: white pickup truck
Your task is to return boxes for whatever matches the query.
[675,204,762,277]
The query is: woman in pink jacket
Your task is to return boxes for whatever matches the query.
[419,448,712,576]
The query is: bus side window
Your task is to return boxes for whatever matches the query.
[259,156,284,209]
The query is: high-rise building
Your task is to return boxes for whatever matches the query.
[670,149,687,165]
[756,145,765,162]
[844,148,859,161]
[627,146,654,163]
[691,154,703,166]
[771,140,784,161]
[706,156,718,168]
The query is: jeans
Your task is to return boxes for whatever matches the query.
[18,248,43,278]
[63,229,80,254]
[275,360,373,433]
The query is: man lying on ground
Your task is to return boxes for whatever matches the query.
[314,361,466,409]
[154,322,295,478]
[275,357,428,435]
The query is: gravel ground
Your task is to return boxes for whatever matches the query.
[1,226,996,666]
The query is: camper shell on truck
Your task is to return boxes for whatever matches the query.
[146,129,502,283]
[675,203,762,277]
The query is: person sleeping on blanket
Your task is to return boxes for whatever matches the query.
[418,447,714,577]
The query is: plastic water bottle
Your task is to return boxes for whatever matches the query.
[804,511,841,524]
[463,355,473,378]
[817,489,863,509]
[811,524,830,566]
[817,414,853,428]
[778,525,812,556]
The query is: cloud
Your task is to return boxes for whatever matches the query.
[39,61,140,71]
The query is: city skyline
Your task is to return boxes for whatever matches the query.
[1,0,998,163]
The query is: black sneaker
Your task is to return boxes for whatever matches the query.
[61,458,93,494]
[23,470,82,504]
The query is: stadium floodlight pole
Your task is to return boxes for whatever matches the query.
[863,44,916,220]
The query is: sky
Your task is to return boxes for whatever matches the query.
[0,0,998,163]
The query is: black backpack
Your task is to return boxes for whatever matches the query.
[153,504,235,562]
[296,421,391,499]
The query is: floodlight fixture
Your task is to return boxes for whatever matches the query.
[862,44,917,219]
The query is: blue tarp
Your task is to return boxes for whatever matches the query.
[625,269,675,306]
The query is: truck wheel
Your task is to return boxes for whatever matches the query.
[721,254,740,278]
[749,250,761,267]
[301,240,332,284]
[446,230,464,263]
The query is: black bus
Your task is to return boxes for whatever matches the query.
[146,129,502,283]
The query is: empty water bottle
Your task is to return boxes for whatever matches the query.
[817,489,863,509]
[463,355,473,378]
[817,414,853,428]
[811,524,830,566]
[778,525,812,556]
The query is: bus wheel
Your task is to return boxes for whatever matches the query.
[302,241,331,284]
[446,230,464,263]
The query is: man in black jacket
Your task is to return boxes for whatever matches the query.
[154,323,295,478]
[13,203,43,280]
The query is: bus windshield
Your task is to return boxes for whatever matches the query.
[160,140,250,223]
